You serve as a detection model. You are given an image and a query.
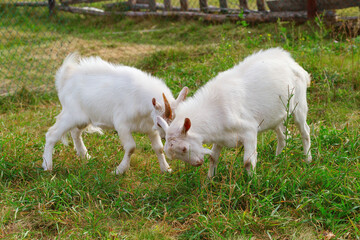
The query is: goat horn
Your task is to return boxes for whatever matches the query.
[163,93,172,120]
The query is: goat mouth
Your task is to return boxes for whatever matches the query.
[192,160,204,167]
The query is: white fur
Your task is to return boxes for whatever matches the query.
[43,53,186,174]
[158,48,312,177]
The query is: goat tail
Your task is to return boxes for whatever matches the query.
[60,134,69,146]
[85,125,104,135]
[306,73,311,87]
[292,64,311,88]
[59,125,103,146]
[55,52,80,93]
[302,69,311,88]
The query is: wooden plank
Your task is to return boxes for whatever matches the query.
[256,0,265,11]
[149,0,156,11]
[317,0,360,10]
[199,0,208,12]
[267,0,304,11]
[0,1,49,7]
[180,0,188,11]
[164,0,171,11]
[267,0,360,12]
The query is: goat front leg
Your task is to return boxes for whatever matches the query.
[243,130,258,175]
[208,144,222,178]
[148,131,172,173]
[115,130,136,175]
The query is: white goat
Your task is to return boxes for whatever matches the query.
[42,53,188,174]
[157,48,312,177]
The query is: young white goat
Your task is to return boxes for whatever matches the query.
[157,48,312,177]
[42,53,188,174]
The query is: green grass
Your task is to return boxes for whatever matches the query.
[1,5,360,239]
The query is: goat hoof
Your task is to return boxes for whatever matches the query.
[160,166,172,173]
[115,165,129,175]
[115,169,125,175]
[42,165,53,171]
[42,161,52,171]
[207,169,216,178]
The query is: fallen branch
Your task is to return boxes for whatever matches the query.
[60,0,105,5]
[59,6,313,23]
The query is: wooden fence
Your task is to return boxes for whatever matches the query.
[3,0,360,23]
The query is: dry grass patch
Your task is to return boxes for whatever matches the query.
[1,34,168,94]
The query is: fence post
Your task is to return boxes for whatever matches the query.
[256,0,265,11]
[307,0,317,19]
[48,0,55,15]
[164,0,171,10]
[128,0,136,10]
[180,0,188,11]
[219,0,228,12]
[239,0,248,10]
[199,0,208,12]
[149,0,156,11]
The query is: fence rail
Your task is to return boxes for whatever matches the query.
[2,0,359,22]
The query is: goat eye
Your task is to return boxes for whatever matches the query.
[182,147,187,153]
[170,143,174,147]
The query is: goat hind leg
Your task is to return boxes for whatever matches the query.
[71,127,91,159]
[275,124,286,156]
[294,110,312,162]
[42,113,73,171]
[115,130,136,175]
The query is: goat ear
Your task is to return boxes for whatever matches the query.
[152,98,163,112]
[162,93,172,120]
[182,118,191,134]
[157,116,169,132]
[175,87,189,106]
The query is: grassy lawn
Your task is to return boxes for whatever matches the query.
[1,4,360,239]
